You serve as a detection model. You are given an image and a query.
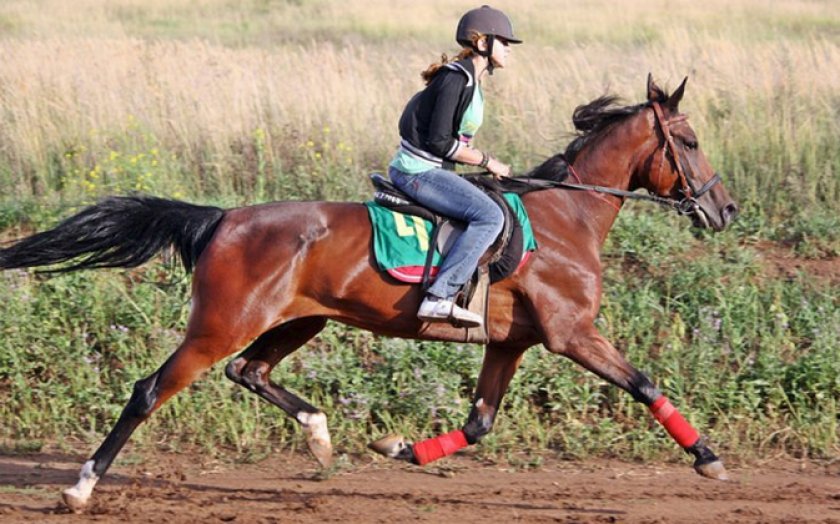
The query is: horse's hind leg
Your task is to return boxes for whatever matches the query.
[62,335,234,511]
[223,317,332,467]
[558,327,728,480]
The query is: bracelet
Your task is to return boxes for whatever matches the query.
[478,152,490,168]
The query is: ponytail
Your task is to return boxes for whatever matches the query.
[420,33,483,85]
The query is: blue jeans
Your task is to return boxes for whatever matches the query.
[389,166,504,299]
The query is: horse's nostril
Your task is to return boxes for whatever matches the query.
[722,203,739,223]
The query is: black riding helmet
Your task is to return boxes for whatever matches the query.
[455,5,522,74]
[456,5,523,46]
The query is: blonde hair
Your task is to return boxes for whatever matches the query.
[420,33,483,85]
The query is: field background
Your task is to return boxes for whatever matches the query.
[0,0,838,468]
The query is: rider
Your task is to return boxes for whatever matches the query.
[388,5,522,328]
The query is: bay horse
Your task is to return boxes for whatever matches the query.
[0,76,737,511]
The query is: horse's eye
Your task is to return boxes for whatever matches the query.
[684,140,698,150]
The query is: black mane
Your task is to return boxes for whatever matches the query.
[527,95,648,181]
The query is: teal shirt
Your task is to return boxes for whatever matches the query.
[390,85,485,174]
[458,84,484,141]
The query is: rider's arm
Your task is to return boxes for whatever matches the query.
[424,72,466,161]
[450,147,511,177]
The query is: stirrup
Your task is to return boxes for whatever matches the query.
[417,297,483,328]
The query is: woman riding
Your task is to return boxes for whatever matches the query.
[388,5,522,328]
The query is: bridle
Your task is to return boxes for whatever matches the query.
[524,101,722,217]
[648,101,721,216]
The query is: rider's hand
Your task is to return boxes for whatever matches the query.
[487,157,512,179]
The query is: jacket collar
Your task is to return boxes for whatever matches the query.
[444,58,476,87]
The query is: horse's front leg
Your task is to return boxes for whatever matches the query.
[369,343,526,465]
[555,326,728,480]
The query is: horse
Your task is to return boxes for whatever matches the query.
[0,75,738,511]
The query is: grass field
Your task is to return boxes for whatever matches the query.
[0,0,838,464]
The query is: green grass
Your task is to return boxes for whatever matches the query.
[0,207,836,463]
[772,211,840,258]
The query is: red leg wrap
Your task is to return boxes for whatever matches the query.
[412,429,469,466]
[649,396,700,448]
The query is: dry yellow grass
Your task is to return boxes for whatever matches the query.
[0,0,837,206]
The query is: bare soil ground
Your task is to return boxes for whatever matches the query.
[1,451,838,523]
[751,241,840,286]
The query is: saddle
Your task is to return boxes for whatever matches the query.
[369,172,527,307]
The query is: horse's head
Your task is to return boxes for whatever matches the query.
[636,75,738,231]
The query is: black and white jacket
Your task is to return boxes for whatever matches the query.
[397,58,477,171]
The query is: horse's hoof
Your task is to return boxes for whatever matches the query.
[694,459,729,481]
[368,434,407,458]
[308,438,333,468]
[61,488,88,513]
[298,411,333,468]
[62,460,98,513]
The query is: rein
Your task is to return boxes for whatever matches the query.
[555,172,721,215]
[509,169,720,215]
[511,101,721,216]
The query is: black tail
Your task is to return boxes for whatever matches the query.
[0,195,225,273]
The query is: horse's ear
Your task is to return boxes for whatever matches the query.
[666,76,688,111]
[647,73,666,102]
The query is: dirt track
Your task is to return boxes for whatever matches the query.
[1,451,838,523]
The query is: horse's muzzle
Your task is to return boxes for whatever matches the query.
[692,200,738,231]
[721,202,739,226]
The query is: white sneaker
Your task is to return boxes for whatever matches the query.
[417,296,483,328]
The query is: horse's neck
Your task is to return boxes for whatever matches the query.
[573,133,637,193]
[527,114,651,247]
[564,142,636,244]
[574,109,651,194]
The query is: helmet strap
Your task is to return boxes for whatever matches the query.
[477,34,496,75]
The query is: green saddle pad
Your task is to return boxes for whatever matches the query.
[365,193,537,283]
